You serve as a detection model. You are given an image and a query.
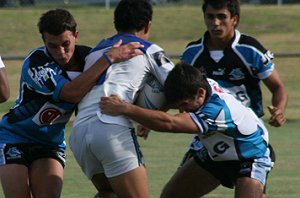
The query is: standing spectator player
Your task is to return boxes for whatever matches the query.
[0,56,10,103]
[182,0,287,126]
[0,8,143,198]
[100,62,274,198]
[179,0,288,196]
[69,0,174,197]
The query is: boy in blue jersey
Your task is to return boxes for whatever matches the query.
[100,62,274,198]
[177,0,288,197]
[0,8,143,198]
[0,56,10,103]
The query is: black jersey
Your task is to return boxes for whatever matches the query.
[181,30,274,117]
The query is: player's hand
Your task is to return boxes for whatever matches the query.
[100,94,127,115]
[105,40,144,63]
[137,124,150,140]
[267,105,286,127]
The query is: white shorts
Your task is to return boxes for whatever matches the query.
[69,116,144,179]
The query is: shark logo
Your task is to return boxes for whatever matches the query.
[229,68,245,80]
[5,147,22,160]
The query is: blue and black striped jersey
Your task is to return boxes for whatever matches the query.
[182,30,274,117]
[0,45,91,151]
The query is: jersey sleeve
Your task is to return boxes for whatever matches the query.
[181,38,204,65]
[146,44,175,85]
[236,35,274,80]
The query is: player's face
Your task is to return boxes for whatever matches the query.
[204,5,238,42]
[43,30,78,66]
[176,88,206,113]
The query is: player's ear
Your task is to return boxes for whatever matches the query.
[144,21,152,34]
[74,31,79,40]
[197,88,206,102]
[232,15,238,27]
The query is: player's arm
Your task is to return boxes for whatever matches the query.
[0,59,10,103]
[60,40,144,103]
[100,95,198,133]
[263,69,288,127]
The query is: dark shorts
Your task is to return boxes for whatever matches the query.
[181,145,274,190]
[0,143,66,168]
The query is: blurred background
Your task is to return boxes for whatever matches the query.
[0,1,299,197]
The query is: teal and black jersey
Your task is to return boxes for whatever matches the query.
[181,30,274,117]
[0,45,91,151]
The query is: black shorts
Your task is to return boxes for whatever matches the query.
[0,143,66,168]
[181,145,274,190]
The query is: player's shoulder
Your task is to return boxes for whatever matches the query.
[183,36,203,55]
[75,45,92,56]
[75,45,92,64]
[23,47,51,69]
[182,36,204,53]
[236,30,267,52]
[145,42,164,54]
[181,37,204,63]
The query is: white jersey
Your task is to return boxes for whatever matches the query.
[0,56,5,68]
[74,33,174,128]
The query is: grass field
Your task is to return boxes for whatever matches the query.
[0,4,300,198]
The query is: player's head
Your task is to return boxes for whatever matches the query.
[164,62,211,112]
[114,0,153,40]
[37,9,78,66]
[38,8,77,39]
[202,0,240,27]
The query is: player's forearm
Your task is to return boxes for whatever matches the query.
[60,56,110,103]
[123,103,173,132]
[0,69,10,102]
[272,87,288,112]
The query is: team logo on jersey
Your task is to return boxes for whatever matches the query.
[229,68,245,80]
[32,102,67,125]
[5,147,22,160]
[213,141,230,155]
[212,68,225,76]
[152,51,171,67]
[262,50,274,66]
[29,65,56,88]
[39,108,62,125]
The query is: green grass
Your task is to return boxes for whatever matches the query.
[0,4,300,198]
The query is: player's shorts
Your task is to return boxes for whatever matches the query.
[0,143,66,168]
[180,143,275,192]
[191,146,273,189]
[69,116,145,179]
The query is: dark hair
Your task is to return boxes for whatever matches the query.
[164,62,210,105]
[202,0,240,25]
[114,0,153,32]
[38,8,77,39]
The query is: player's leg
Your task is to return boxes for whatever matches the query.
[235,177,264,198]
[0,164,31,198]
[92,173,118,198]
[29,158,64,198]
[0,144,31,198]
[29,146,65,198]
[107,165,149,198]
[235,146,274,198]
[161,157,220,198]
[92,168,149,198]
